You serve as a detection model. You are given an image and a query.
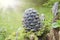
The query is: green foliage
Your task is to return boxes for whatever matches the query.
[0,0,60,40]
[52,20,60,28]
[5,27,26,40]
[5,20,51,40]
[43,0,60,7]
[0,27,7,40]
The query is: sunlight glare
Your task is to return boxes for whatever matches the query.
[0,0,21,10]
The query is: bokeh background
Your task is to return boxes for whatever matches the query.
[0,0,60,40]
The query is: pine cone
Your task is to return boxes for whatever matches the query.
[23,8,41,32]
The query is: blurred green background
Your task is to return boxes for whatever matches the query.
[0,0,60,40]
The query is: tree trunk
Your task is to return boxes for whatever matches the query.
[46,28,60,40]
